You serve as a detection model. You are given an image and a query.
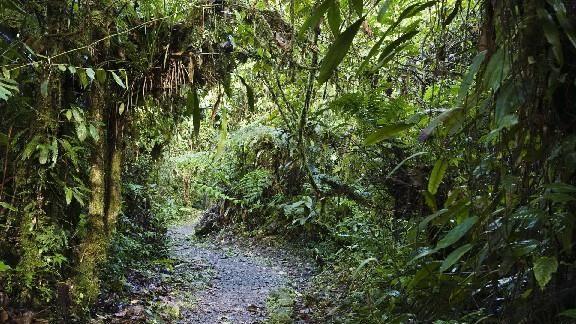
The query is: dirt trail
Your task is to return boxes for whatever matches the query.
[167,223,315,323]
[95,222,315,323]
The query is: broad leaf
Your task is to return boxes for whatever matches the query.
[65,187,73,205]
[327,0,342,36]
[439,243,473,272]
[377,0,392,23]
[86,68,96,81]
[365,123,413,145]
[559,309,576,319]
[375,29,419,69]
[318,17,365,84]
[436,216,478,250]
[0,261,10,272]
[0,201,17,212]
[456,50,486,106]
[533,256,558,289]
[111,71,126,89]
[96,69,107,83]
[76,123,87,142]
[428,159,448,195]
[538,8,564,65]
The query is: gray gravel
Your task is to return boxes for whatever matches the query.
[168,224,311,324]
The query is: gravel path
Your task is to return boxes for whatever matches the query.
[167,224,315,324]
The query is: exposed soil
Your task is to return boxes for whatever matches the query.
[94,222,316,323]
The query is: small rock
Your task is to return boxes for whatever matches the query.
[1,310,9,323]
[14,311,33,324]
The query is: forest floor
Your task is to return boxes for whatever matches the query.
[94,220,317,323]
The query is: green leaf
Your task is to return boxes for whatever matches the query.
[377,0,392,23]
[353,257,377,278]
[119,103,125,115]
[546,0,576,49]
[374,29,419,69]
[456,50,486,106]
[111,71,126,89]
[96,69,107,83]
[0,201,17,212]
[89,124,99,141]
[386,151,428,179]
[439,243,473,272]
[559,309,576,319]
[57,64,67,72]
[40,79,49,98]
[410,246,437,263]
[68,66,77,74]
[538,8,564,65]
[533,256,558,290]
[86,68,96,81]
[436,216,478,250]
[0,261,11,272]
[299,0,332,38]
[77,69,89,88]
[327,0,342,36]
[76,123,87,142]
[444,0,462,26]
[428,159,448,195]
[483,48,507,92]
[238,76,255,111]
[65,187,73,205]
[365,123,413,145]
[318,17,365,84]
[38,146,49,164]
[419,209,449,231]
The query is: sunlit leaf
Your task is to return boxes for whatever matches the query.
[436,216,478,250]
[86,68,96,81]
[76,123,87,142]
[89,124,99,141]
[428,159,448,195]
[533,256,558,290]
[439,243,473,272]
[111,71,126,89]
[0,201,17,212]
[0,261,10,272]
[365,123,413,145]
[377,0,392,23]
[65,187,73,205]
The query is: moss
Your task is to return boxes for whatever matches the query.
[265,287,296,324]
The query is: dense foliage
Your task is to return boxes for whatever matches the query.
[1,0,575,322]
